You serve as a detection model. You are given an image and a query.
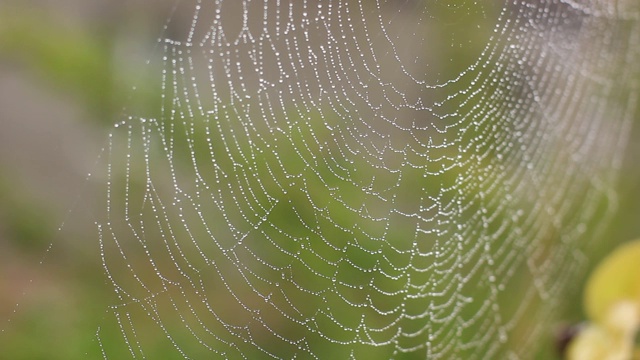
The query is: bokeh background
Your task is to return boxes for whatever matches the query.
[0,1,170,357]
[1,0,640,359]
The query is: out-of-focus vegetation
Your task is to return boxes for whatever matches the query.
[567,239,640,360]
[0,9,114,123]
[0,1,639,359]
[0,2,160,359]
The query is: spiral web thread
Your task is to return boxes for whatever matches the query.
[98,0,640,358]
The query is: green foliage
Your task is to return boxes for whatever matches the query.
[567,240,640,359]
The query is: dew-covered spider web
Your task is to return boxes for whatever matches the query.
[97,0,640,359]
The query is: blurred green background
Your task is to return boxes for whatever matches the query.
[1,1,640,359]
[0,1,166,358]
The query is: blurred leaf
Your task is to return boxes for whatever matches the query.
[584,240,640,324]
[567,240,640,359]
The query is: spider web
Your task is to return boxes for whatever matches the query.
[97,0,640,359]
